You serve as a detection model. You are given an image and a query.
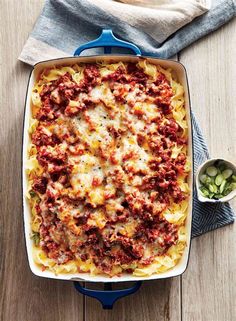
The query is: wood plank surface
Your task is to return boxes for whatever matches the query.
[0,1,84,321]
[179,18,236,321]
[0,1,235,321]
[85,278,181,321]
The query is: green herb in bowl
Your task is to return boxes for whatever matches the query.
[199,161,236,200]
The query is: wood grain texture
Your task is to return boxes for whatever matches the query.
[0,0,235,321]
[0,1,83,321]
[85,278,180,321]
[179,18,236,321]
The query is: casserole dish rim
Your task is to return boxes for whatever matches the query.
[22,54,193,283]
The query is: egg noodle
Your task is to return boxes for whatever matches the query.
[26,59,190,277]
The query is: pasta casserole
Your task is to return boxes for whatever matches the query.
[26,59,190,277]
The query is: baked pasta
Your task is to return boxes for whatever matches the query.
[26,59,190,277]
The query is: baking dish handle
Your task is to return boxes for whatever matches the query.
[74,281,142,309]
[74,29,142,56]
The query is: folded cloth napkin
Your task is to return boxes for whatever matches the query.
[19,0,235,237]
[19,0,236,65]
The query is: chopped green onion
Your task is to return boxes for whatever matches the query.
[213,184,218,193]
[208,184,215,193]
[231,175,236,182]
[200,186,209,197]
[215,174,224,186]
[229,182,236,190]
[200,174,208,184]
[223,188,232,196]
[214,194,224,199]
[222,169,233,179]
[224,181,230,189]
[206,166,218,177]
[219,180,227,194]
[207,176,213,184]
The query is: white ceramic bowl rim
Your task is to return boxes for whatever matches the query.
[196,158,236,203]
[22,55,194,282]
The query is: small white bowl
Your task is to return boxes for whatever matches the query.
[196,158,236,203]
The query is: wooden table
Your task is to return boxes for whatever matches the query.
[0,1,235,320]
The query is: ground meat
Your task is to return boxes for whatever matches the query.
[29,61,189,276]
[32,177,48,194]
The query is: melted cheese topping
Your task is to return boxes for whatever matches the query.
[27,60,190,277]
